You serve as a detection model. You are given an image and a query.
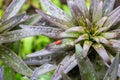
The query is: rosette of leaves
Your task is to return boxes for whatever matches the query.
[20,0,120,80]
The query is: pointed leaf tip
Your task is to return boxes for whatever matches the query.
[103,53,119,80]
[75,44,97,80]
[92,44,111,65]
[41,0,71,21]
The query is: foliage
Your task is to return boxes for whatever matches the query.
[0,0,120,80]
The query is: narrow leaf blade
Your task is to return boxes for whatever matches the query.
[92,44,111,64]
[0,45,33,76]
[0,66,4,80]
[31,64,56,80]
[103,53,119,80]
[0,13,25,33]
[52,54,77,80]
[0,26,62,44]
[103,0,116,16]
[41,0,72,21]
[1,0,25,21]
[75,44,97,80]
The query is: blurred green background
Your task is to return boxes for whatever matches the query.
[0,0,90,80]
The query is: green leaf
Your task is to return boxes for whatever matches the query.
[75,44,97,80]
[103,53,119,80]
[0,45,33,76]
[1,0,25,21]
[0,13,25,33]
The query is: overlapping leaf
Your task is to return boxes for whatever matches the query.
[0,13,26,33]
[1,0,25,21]
[0,45,33,77]
[103,0,116,16]
[103,53,119,80]
[31,64,56,80]
[75,44,97,80]
[41,0,72,21]
[52,54,77,80]
[27,39,75,58]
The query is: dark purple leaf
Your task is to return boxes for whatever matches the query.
[103,53,119,80]
[36,10,73,30]
[0,26,62,43]
[75,44,97,80]
[24,55,52,65]
[82,41,92,58]
[1,0,25,21]
[100,6,120,32]
[0,13,25,33]
[41,0,72,21]
[0,45,33,76]
[92,44,111,65]
[27,39,75,58]
[75,34,88,43]
[0,66,4,80]
[31,64,56,80]
[93,1,103,23]
[23,14,42,25]
[102,32,120,39]
[103,0,116,16]
[74,0,89,18]
[52,54,77,80]
[96,16,108,27]
[67,0,85,26]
